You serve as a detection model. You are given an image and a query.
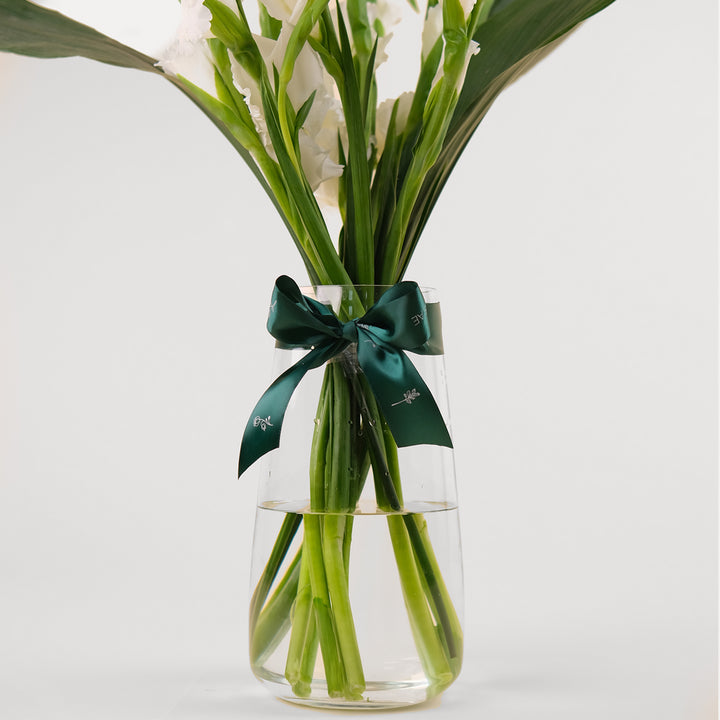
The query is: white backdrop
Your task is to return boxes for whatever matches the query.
[0,1,716,719]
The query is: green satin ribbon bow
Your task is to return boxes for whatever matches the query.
[238,276,453,476]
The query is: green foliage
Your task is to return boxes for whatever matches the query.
[205,0,264,82]
[400,0,617,279]
[258,4,282,40]
[0,0,159,71]
[0,0,618,284]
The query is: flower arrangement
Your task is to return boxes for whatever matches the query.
[0,0,618,707]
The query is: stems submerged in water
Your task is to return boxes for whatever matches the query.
[249,353,462,701]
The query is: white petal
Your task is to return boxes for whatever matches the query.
[156,0,216,93]
[175,0,212,45]
[262,0,308,24]
[459,0,477,20]
[374,91,414,156]
[367,0,404,34]
[314,175,340,209]
[298,132,344,191]
[422,3,443,61]
[229,54,273,148]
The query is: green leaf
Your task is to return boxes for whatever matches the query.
[399,0,617,280]
[294,90,317,138]
[362,39,378,121]
[0,0,160,73]
[259,3,283,40]
[0,1,314,279]
[334,2,374,284]
[309,11,344,87]
[460,0,616,125]
[260,74,352,287]
[399,34,443,183]
[347,0,372,59]
[371,100,401,277]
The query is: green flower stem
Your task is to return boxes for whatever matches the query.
[285,549,317,696]
[250,547,302,666]
[322,513,365,698]
[305,370,347,697]
[298,613,319,694]
[404,514,460,662]
[352,374,461,686]
[347,0,372,60]
[342,514,354,578]
[249,512,302,633]
[283,362,368,700]
[382,417,462,670]
[346,376,451,682]
[322,364,365,698]
[284,368,331,693]
[409,513,463,673]
[301,365,357,698]
[328,363,353,512]
[386,514,454,689]
[378,421,461,665]
[304,513,347,697]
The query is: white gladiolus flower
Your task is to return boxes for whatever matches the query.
[374,32,394,71]
[231,27,345,202]
[298,132,344,190]
[262,0,309,24]
[230,37,274,147]
[422,3,443,61]
[173,0,212,46]
[314,175,341,210]
[157,0,215,95]
[272,27,345,194]
[367,0,404,35]
[374,91,414,156]
[268,29,326,114]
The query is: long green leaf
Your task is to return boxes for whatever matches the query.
[457,0,616,128]
[0,0,160,72]
[398,0,617,280]
[0,0,313,267]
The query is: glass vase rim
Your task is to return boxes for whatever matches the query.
[299,282,440,297]
[300,282,437,290]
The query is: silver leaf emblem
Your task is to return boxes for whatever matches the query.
[391,389,420,407]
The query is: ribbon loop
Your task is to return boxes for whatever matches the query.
[238,276,453,477]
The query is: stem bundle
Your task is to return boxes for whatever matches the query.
[249,350,462,701]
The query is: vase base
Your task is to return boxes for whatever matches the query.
[254,668,448,709]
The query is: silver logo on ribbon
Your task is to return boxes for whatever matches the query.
[253,416,274,431]
[392,388,420,406]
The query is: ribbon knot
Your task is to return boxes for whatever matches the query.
[238,276,453,476]
[341,321,359,344]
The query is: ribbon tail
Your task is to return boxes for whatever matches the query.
[359,344,453,450]
[238,342,345,476]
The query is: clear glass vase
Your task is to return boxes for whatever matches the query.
[248,284,464,710]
